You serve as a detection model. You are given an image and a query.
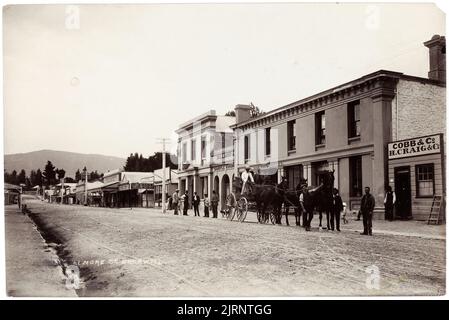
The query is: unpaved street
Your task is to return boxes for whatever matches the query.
[12,198,446,297]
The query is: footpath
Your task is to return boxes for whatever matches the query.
[5,205,76,297]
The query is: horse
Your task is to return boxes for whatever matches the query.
[234,173,284,224]
[301,171,334,231]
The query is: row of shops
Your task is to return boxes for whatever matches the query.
[43,168,178,209]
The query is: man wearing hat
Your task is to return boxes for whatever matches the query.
[172,189,179,215]
[241,165,255,195]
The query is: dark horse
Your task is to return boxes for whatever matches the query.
[276,179,303,226]
[301,171,334,231]
[234,174,284,224]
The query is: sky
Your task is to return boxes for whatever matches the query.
[3,2,446,158]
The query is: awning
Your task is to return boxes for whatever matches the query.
[138,189,153,194]
[102,181,120,192]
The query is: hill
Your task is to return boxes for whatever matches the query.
[4,150,126,178]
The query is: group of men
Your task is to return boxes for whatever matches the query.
[169,164,379,236]
[171,189,220,218]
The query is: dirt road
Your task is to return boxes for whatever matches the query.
[16,199,446,297]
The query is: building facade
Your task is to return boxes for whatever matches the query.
[154,168,178,207]
[231,35,446,220]
[176,110,235,209]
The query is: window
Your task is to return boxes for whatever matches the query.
[349,156,362,197]
[191,139,196,161]
[316,111,326,145]
[221,133,226,161]
[416,164,434,197]
[182,142,187,163]
[244,135,250,162]
[348,101,361,138]
[265,127,271,156]
[287,120,296,151]
[201,136,206,165]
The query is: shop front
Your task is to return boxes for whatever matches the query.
[388,133,445,221]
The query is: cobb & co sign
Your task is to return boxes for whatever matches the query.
[388,134,442,160]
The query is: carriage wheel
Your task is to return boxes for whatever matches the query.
[236,197,248,222]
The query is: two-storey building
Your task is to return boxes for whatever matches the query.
[231,35,446,220]
[176,110,235,208]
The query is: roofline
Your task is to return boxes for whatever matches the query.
[231,69,405,128]
[176,110,217,133]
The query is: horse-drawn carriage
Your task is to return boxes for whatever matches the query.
[222,170,336,231]
[222,172,286,224]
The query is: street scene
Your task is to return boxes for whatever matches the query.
[5,196,446,296]
[2,3,447,298]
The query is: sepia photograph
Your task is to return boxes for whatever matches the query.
[1,1,447,300]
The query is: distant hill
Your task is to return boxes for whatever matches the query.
[4,150,126,178]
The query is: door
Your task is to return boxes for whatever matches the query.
[188,177,194,209]
[394,166,412,219]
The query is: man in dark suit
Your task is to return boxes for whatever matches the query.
[183,191,189,216]
[331,188,343,231]
[360,186,375,235]
[193,192,200,216]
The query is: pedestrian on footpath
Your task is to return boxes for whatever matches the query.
[211,190,219,218]
[193,192,200,217]
[360,186,375,236]
[384,185,396,221]
[172,189,179,215]
[331,188,343,231]
[203,194,210,217]
[183,191,189,216]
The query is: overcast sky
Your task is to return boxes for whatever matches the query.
[3,3,445,158]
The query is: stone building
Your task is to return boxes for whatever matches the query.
[231,35,446,220]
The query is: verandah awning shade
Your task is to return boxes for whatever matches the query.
[101,181,120,192]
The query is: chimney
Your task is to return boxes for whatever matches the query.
[234,104,252,123]
[424,35,446,82]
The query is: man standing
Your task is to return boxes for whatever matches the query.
[384,185,396,221]
[360,186,375,235]
[183,191,189,216]
[331,188,343,232]
[211,190,219,218]
[172,189,179,215]
[193,192,200,217]
[203,194,210,217]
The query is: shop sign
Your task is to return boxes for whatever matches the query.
[388,134,442,159]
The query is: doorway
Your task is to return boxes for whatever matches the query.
[394,166,412,219]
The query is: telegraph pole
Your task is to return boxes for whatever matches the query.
[84,167,88,206]
[156,138,170,213]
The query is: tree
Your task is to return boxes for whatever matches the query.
[17,170,26,186]
[249,102,265,118]
[65,177,76,183]
[9,170,18,185]
[123,152,177,172]
[43,161,56,186]
[89,171,101,181]
[30,170,37,186]
[35,169,43,187]
[75,169,82,182]
[56,168,66,180]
